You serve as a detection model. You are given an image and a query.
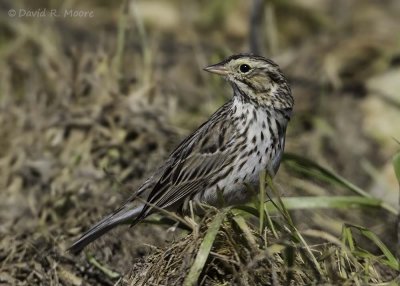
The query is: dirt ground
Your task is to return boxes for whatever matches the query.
[0,0,399,285]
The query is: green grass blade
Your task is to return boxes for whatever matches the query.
[359,229,399,271]
[393,152,400,268]
[264,203,279,240]
[345,224,399,271]
[232,215,259,252]
[265,175,323,275]
[235,196,383,215]
[86,254,120,279]
[283,153,369,197]
[183,210,227,286]
[259,171,266,235]
[264,196,386,211]
[233,203,279,240]
[233,205,260,217]
[393,153,400,183]
[341,225,355,252]
[283,153,398,215]
[265,175,294,225]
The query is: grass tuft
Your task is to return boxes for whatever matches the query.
[128,167,399,285]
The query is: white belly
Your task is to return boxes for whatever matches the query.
[200,103,284,206]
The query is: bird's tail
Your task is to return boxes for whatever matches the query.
[68,205,144,254]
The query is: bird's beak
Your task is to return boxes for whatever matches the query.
[203,63,229,76]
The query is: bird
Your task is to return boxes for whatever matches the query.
[69,54,294,253]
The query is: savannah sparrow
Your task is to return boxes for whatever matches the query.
[69,54,294,253]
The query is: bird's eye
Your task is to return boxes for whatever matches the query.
[239,64,251,73]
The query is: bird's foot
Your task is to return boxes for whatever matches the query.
[183,215,200,237]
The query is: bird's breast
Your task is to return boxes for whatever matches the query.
[200,102,286,206]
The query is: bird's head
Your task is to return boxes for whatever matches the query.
[204,54,293,110]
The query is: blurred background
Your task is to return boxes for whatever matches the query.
[0,0,399,284]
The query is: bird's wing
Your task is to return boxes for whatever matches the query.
[135,103,240,220]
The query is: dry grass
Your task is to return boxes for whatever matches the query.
[127,206,398,285]
[1,0,400,285]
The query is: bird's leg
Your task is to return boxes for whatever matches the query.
[166,220,180,234]
[183,200,199,237]
[183,215,199,238]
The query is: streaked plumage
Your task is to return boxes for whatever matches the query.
[69,54,294,253]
